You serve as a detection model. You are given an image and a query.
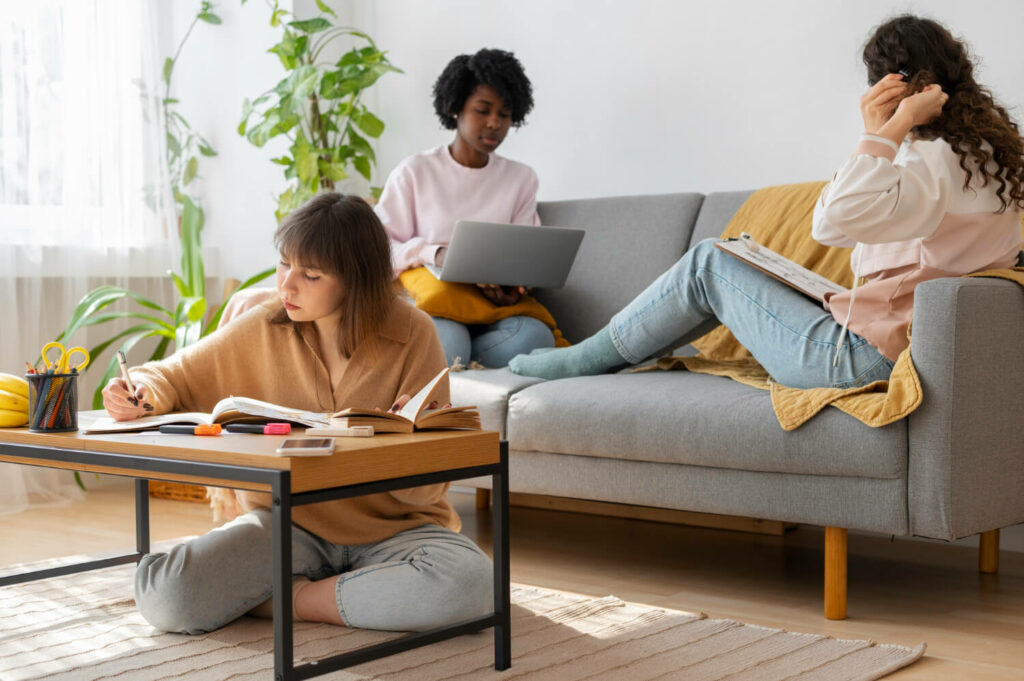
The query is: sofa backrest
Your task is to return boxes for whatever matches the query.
[687,190,755,247]
[536,193,703,342]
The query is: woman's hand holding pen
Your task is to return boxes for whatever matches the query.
[102,378,153,421]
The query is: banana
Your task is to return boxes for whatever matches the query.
[0,389,28,413]
[0,373,29,400]
[0,408,29,428]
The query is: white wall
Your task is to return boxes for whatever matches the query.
[365,0,1024,200]
[161,1,295,281]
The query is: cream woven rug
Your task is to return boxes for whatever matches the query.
[0,555,924,681]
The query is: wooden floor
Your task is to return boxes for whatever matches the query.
[3,485,1023,680]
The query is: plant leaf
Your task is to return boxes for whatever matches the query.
[166,132,181,156]
[179,196,205,297]
[183,156,198,185]
[353,155,371,181]
[82,311,175,333]
[198,11,221,24]
[61,287,140,342]
[180,296,207,323]
[87,324,175,367]
[149,336,171,362]
[170,270,190,297]
[289,18,332,34]
[292,133,318,184]
[162,57,173,84]
[353,110,385,138]
[198,142,217,157]
[315,0,337,17]
[318,158,347,181]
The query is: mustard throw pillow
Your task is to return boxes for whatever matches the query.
[399,267,570,347]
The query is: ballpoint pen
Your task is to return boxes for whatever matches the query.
[116,350,138,407]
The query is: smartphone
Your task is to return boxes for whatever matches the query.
[275,437,335,457]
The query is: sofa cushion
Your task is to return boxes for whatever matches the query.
[506,371,907,479]
[535,193,703,343]
[450,368,544,439]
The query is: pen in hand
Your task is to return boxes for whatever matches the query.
[116,350,139,407]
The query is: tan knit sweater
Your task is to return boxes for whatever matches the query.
[130,298,457,545]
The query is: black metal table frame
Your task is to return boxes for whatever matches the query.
[0,439,511,681]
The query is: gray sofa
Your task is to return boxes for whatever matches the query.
[451,190,1024,619]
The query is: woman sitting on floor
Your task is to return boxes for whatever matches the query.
[102,193,492,634]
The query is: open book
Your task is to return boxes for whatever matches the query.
[328,368,480,433]
[83,396,332,434]
[714,233,848,303]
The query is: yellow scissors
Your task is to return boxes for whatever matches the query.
[40,342,91,374]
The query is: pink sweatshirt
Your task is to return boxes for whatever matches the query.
[813,133,1022,360]
[375,145,541,275]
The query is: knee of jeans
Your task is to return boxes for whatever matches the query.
[134,554,210,634]
[428,545,493,627]
[509,317,555,348]
[432,317,471,365]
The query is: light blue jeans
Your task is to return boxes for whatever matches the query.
[610,239,895,389]
[432,315,554,367]
[134,510,493,635]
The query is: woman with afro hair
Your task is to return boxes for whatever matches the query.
[376,48,556,368]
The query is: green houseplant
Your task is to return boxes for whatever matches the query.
[56,2,274,419]
[238,1,402,220]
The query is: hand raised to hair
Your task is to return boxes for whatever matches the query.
[860,73,908,134]
[894,84,948,128]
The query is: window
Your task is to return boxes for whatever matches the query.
[0,0,172,249]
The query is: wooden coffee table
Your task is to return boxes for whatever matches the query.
[0,415,510,680]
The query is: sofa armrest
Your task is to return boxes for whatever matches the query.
[907,276,1024,540]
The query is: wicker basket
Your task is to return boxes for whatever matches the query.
[148,481,208,503]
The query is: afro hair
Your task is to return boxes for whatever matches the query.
[432,48,534,130]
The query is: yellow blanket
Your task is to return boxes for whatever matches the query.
[642,182,1024,430]
[399,267,570,347]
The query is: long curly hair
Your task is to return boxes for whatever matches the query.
[432,48,534,129]
[863,15,1024,212]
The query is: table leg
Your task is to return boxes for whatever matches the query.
[492,441,511,670]
[134,479,150,558]
[272,472,294,681]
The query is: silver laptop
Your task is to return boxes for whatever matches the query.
[426,221,585,289]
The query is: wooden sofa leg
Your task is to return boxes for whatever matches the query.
[979,529,999,574]
[824,527,847,620]
[476,489,492,510]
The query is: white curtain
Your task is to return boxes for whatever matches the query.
[0,0,176,515]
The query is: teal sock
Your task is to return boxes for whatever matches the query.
[508,326,627,379]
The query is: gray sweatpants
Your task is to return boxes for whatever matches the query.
[134,508,493,634]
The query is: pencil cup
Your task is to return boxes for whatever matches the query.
[26,372,79,433]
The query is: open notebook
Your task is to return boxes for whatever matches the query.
[83,368,479,435]
[83,396,332,434]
